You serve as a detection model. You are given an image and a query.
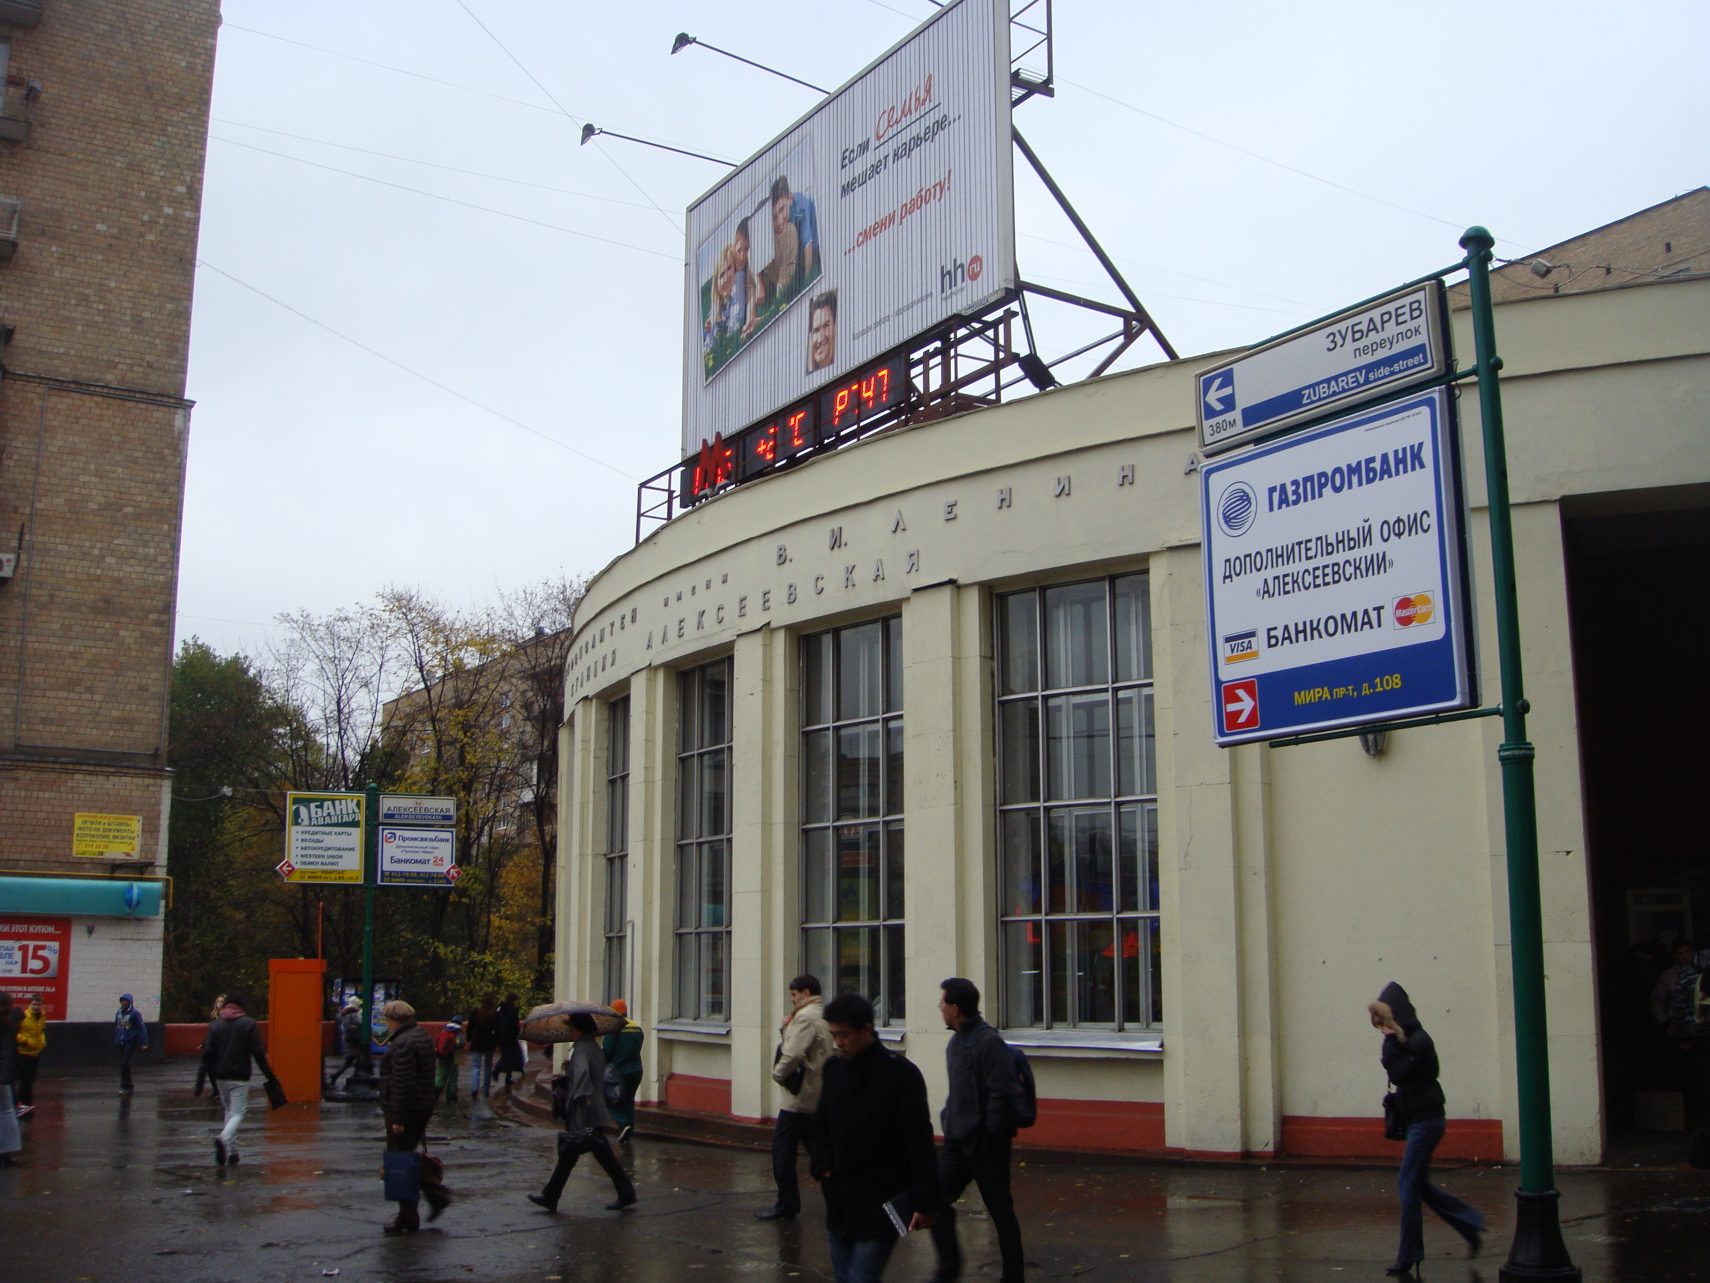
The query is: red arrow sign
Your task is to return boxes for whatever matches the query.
[276,858,296,880]
[445,864,462,884]
[1222,679,1259,733]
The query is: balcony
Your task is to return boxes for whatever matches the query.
[0,195,18,262]
[0,1,43,27]
[0,77,39,141]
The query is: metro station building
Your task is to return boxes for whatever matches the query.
[552,239,1707,1164]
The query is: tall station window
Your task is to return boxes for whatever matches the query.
[996,574,1160,1032]
[603,697,630,1003]
[675,660,732,1022]
[800,617,905,1023]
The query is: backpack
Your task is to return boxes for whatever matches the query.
[602,1063,626,1109]
[434,1026,461,1061]
[1011,1045,1037,1129]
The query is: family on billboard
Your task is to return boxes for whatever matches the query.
[700,140,826,382]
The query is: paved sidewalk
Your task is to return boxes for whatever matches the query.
[6,1067,1706,1282]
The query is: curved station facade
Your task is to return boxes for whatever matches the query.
[554,273,1708,1163]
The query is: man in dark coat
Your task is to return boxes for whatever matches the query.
[378,1000,449,1233]
[810,992,941,1283]
[197,991,274,1168]
[933,977,1026,1282]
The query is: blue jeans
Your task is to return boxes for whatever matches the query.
[469,1049,494,1098]
[827,1233,897,1283]
[1395,1117,1484,1265]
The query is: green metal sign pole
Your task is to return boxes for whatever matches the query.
[1460,227,1580,1283]
[356,781,379,1078]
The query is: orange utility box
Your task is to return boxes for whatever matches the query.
[267,958,327,1106]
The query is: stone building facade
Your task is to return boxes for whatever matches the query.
[0,0,220,1057]
[555,248,1708,1163]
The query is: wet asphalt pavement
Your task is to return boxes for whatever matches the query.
[6,1067,1708,1282]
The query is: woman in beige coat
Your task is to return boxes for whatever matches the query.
[756,973,834,1221]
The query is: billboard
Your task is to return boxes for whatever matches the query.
[0,916,71,1020]
[682,0,1015,456]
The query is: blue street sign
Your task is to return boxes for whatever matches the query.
[1198,282,1449,455]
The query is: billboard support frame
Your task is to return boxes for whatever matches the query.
[641,118,1177,541]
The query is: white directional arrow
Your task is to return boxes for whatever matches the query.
[1224,685,1255,724]
[1203,374,1233,414]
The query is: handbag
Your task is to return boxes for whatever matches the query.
[602,1063,626,1109]
[1381,1086,1407,1142]
[263,1074,288,1110]
[420,1141,445,1188]
[383,1149,422,1201]
[558,1127,597,1158]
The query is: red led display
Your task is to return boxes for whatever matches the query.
[819,364,899,432]
[681,356,909,506]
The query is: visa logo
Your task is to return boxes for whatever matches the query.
[1223,630,1259,665]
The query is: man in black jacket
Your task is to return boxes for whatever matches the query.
[198,991,274,1169]
[811,992,941,1283]
[932,977,1025,1283]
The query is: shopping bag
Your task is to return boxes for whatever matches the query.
[383,1149,422,1200]
[264,1074,288,1110]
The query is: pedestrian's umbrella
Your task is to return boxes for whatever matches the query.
[521,1000,624,1042]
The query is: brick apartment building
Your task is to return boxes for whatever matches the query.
[0,0,220,1059]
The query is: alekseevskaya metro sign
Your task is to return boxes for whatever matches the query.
[1201,387,1476,746]
[1198,282,1449,455]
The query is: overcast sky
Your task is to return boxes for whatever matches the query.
[175,0,1710,661]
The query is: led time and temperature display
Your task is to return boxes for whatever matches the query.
[681,356,909,505]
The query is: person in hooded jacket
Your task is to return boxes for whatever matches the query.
[16,994,47,1114]
[113,993,149,1095]
[198,990,275,1168]
[1369,982,1484,1277]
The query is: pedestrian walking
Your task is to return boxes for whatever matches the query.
[495,992,524,1090]
[810,992,941,1283]
[527,1012,637,1213]
[113,993,149,1095]
[1369,982,1484,1277]
[0,993,21,1165]
[328,1000,365,1089]
[16,994,46,1115]
[932,977,1026,1282]
[466,994,499,1110]
[198,991,278,1168]
[601,998,645,1142]
[756,974,831,1220]
[433,1017,463,1105]
[377,1000,450,1233]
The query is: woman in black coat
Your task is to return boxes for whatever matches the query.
[1370,982,1485,1277]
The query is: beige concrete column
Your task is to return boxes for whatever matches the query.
[902,582,995,1113]
[626,665,677,1097]
[1156,545,1257,1155]
[730,627,794,1120]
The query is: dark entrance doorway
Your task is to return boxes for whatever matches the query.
[1564,488,1710,1159]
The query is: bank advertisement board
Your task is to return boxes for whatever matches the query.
[682,0,1015,456]
[377,826,459,887]
[280,791,365,884]
[1201,388,1475,745]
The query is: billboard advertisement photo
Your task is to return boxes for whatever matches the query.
[683,0,1016,456]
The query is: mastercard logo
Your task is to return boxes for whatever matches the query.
[1393,592,1435,627]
